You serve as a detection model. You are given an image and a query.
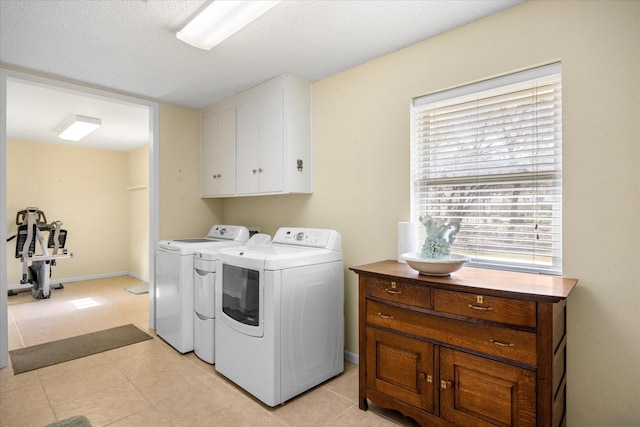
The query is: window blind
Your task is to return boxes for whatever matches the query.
[411,63,562,274]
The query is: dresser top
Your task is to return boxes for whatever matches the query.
[350,260,578,302]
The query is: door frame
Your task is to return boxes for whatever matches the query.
[0,68,160,368]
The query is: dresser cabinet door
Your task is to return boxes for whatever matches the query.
[366,327,435,414]
[440,348,536,427]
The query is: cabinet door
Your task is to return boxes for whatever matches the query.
[201,112,218,196]
[217,107,236,195]
[201,108,236,196]
[236,89,283,194]
[236,98,260,194]
[440,348,536,427]
[256,89,283,193]
[366,327,435,414]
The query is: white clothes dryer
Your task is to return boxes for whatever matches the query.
[215,228,344,406]
[155,225,250,353]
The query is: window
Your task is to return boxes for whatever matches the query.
[411,63,562,274]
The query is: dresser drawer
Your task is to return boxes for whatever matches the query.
[433,289,536,328]
[367,300,536,366]
[366,277,431,309]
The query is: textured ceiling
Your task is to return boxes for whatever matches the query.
[1,0,523,151]
[6,78,151,152]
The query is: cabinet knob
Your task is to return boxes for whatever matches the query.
[419,373,432,383]
[258,168,263,173]
[252,169,257,174]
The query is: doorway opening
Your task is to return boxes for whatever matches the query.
[0,69,159,368]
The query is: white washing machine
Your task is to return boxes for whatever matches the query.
[155,225,250,353]
[215,228,344,407]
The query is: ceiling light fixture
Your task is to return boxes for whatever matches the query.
[177,0,281,50]
[57,115,102,141]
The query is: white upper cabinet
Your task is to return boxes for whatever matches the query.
[201,73,312,198]
[201,107,236,197]
[236,89,283,194]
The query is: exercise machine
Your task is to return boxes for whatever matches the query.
[6,207,73,299]
[6,207,72,299]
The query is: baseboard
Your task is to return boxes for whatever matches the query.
[127,272,149,283]
[8,271,147,291]
[344,349,359,365]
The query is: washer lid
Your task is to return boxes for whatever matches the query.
[171,238,212,243]
[265,246,342,270]
[218,244,342,271]
[156,225,251,254]
[158,239,244,255]
[218,246,268,271]
[195,241,248,260]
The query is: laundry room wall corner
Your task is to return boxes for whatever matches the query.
[158,102,223,240]
[129,145,149,281]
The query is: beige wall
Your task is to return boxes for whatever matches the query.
[158,102,224,240]
[6,101,225,283]
[3,1,637,423]
[6,139,129,283]
[223,1,640,425]
[128,145,149,279]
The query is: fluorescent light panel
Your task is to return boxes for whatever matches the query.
[58,115,102,141]
[177,0,280,50]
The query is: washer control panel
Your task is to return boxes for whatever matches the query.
[273,228,342,251]
[206,225,250,241]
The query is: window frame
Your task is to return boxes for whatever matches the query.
[410,63,562,275]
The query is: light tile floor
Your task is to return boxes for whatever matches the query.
[1,276,419,427]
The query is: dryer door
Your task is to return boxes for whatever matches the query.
[218,256,265,337]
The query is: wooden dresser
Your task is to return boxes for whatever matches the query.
[350,260,578,427]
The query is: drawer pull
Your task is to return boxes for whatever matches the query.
[468,304,493,311]
[490,339,515,348]
[385,288,402,295]
[377,313,395,320]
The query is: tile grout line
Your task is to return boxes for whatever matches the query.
[322,402,358,426]
[6,305,26,350]
[182,353,286,424]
